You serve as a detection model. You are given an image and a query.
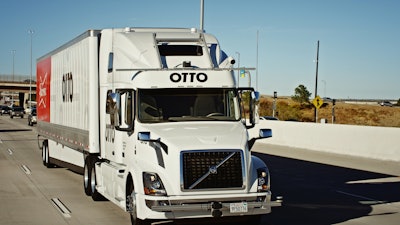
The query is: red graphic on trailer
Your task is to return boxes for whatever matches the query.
[37,57,51,122]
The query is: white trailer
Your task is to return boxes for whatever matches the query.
[37,28,278,224]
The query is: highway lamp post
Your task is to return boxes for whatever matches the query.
[235,52,240,87]
[256,30,259,91]
[199,0,204,32]
[28,29,35,111]
[11,50,16,106]
[246,70,251,87]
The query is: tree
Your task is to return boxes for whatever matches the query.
[291,84,312,105]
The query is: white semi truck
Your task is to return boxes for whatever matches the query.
[36,27,278,224]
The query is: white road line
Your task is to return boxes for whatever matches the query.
[337,190,386,204]
[51,198,71,218]
[7,148,13,155]
[346,177,400,184]
[21,165,31,175]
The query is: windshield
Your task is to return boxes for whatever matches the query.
[138,88,240,123]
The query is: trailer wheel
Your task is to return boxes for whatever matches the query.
[127,179,149,225]
[42,141,54,168]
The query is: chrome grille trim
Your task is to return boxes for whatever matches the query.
[180,150,245,191]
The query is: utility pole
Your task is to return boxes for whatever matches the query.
[314,40,320,123]
[273,91,277,118]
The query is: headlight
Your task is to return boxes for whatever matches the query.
[257,167,270,192]
[143,172,167,196]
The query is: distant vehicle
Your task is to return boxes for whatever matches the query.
[10,107,25,118]
[25,107,34,114]
[28,108,37,126]
[380,101,393,107]
[260,116,279,120]
[0,105,11,115]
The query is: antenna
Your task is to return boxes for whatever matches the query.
[200,0,204,32]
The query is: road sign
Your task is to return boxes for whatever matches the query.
[312,96,324,109]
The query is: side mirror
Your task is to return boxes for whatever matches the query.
[259,129,272,138]
[248,128,272,151]
[107,92,121,127]
[138,131,151,141]
[108,90,135,132]
[250,91,260,125]
[238,88,260,129]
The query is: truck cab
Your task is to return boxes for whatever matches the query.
[91,28,274,224]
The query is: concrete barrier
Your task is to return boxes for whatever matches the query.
[250,120,400,162]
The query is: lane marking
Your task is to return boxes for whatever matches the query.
[346,177,400,184]
[8,148,13,155]
[51,198,71,218]
[21,165,32,175]
[337,190,386,205]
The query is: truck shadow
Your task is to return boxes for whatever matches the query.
[255,152,400,225]
[175,153,400,225]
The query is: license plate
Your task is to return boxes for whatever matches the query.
[230,202,248,213]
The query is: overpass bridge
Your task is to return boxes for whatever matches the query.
[0,75,36,107]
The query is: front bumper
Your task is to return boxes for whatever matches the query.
[139,192,281,220]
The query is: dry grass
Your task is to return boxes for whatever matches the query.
[259,97,400,128]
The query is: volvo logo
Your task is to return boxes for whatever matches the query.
[209,166,218,174]
[170,72,207,83]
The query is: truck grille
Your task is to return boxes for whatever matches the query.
[181,150,244,190]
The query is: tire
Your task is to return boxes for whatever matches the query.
[42,141,54,168]
[127,180,149,225]
[89,157,106,201]
[42,141,48,166]
[83,156,92,196]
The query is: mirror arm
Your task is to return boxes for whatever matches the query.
[248,138,257,150]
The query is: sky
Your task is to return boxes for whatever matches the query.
[0,0,399,99]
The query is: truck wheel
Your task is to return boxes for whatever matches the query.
[83,157,92,196]
[90,159,106,201]
[127,181,149,225]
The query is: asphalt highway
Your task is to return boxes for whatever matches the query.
[1,116,399,225]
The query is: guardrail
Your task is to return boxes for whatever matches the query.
[251,120,400,162]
